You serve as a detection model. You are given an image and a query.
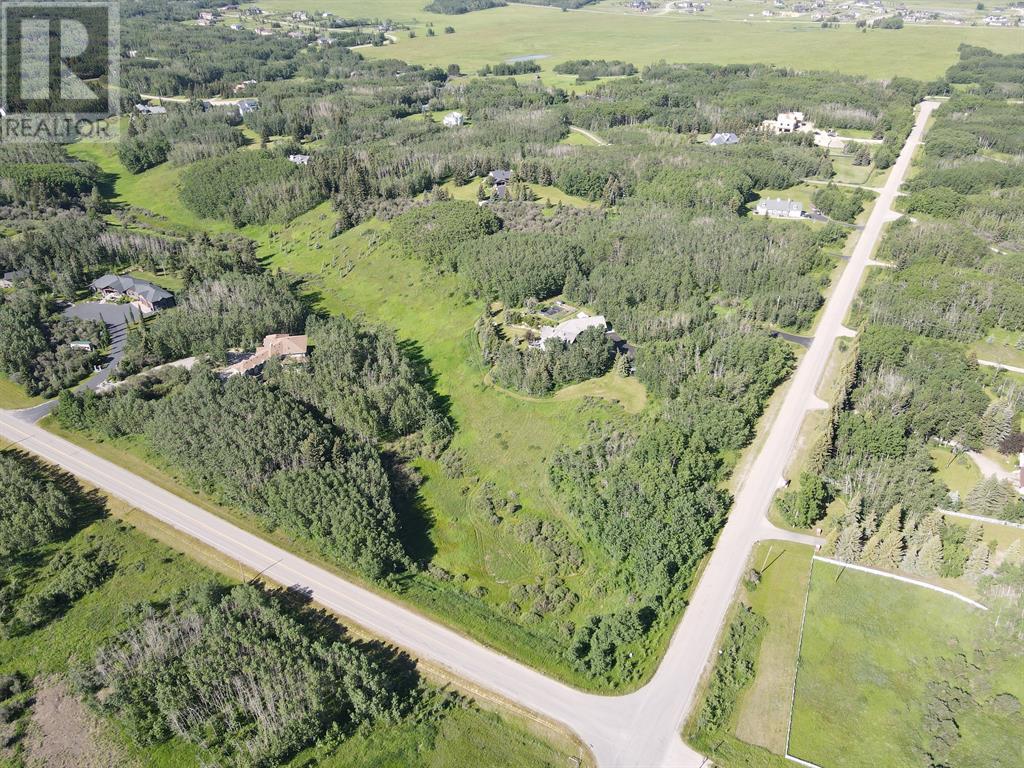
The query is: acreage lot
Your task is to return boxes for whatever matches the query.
[275,0,1024,80]
[789,560,1024,768]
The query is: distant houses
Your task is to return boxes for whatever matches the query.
[755,198,804,219]
[222,334,308,377]
[443,111,465,128]
[90,274,174,314]
[709,132,739,146]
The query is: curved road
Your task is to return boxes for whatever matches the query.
[0,101,938,767]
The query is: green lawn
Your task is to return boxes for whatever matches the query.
[0,486,579,768]
[734,542,815,754]
[435,176,599,209]
[272,0,1024,81]
[789,560,1024,768]
[0,374,44,410]
[929,445,982,498]
[971,327,1024,369]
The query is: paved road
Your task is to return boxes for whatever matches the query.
[0,100,938,767]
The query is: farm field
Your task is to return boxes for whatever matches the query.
[265,0,1024,81]
[789,559,1024,768]
[0,476,577,768]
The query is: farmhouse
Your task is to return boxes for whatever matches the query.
[539,315,608,350]
[755,198,804,219]
[134,104,167,115]
[90,274,174,314]
[288,154,311,165]
[709,132,739,146]
[489,169,512,184]
[222,334,308,377]
[443,111,465,127]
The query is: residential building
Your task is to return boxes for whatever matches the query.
[288,154,311,165]
[489,169,512,184]
[709,132,739,146]
[776,111,805,132]
[755,198,804,219]
[90,274,174,314]
[69,340,94,352]
[134,103,167,115]
[539,315,607,350]
[443,111,465,127]
[0,269,28,288]
[222,334,309,377]
[237,98,259,116]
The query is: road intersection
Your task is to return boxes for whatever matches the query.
[0,100,938,767]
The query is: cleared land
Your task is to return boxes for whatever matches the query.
[789,559,1024,768]
[267,0,1024,81]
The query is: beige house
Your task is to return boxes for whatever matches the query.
[222,334,308,377]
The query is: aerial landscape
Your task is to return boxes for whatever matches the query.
[0,0,1021,766]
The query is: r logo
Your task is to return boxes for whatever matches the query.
[2,1,118,119]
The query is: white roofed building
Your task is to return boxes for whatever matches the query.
[539,315,607,350]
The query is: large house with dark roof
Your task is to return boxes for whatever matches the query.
[90,274,174,314]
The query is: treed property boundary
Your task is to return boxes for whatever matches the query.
[782,553,989,768]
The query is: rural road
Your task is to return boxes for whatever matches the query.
[0,101,938,766]
[977,358,1024,376]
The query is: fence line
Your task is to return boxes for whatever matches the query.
[785,753,825,768]
[812,556,987,610]
[784,556,817,760]
[940,508,1024,531]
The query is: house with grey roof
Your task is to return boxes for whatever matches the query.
[755,198,804,219]
[237,98,260,116]
[134,104,168,115]
[709,132,739,146]
[1,269,28,288]
[539,314,607,350]
[90,275,174,314]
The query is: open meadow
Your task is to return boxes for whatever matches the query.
[262,0,1024,81]
[789,560,1024,768]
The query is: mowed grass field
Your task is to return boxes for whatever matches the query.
[262,0,1024,81]
[789,560,1024,768]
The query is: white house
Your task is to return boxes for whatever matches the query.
[709,132,739,146]
[776,111,805,132]
[755,198,804,219]
[443,111,465,128]
[134,103,167,115]
[288,154,311,165]
[539,315,607,350]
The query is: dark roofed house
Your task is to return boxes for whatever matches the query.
[1,269,28,288]
[90,274,174,314]
[237,98,260,116]
[489,169,512,184]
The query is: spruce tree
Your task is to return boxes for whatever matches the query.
[965,542,990,579]
[835,521,863,563]
[916,534,943,576]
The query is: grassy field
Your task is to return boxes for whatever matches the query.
[0,374,44,410]
[929,445,982,498]
[971,327,1024,369]
[733,542,814,754]
[789,559,1024,768]
[0,483,579,768]
[262,0,1024,81]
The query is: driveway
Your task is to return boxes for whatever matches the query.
[63,302,139,390]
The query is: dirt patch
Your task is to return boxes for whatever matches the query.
[23,678,129,768]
